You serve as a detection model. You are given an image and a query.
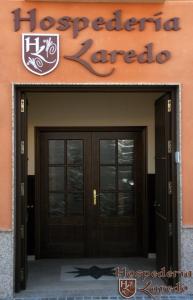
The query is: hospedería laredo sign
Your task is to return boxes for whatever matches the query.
[12,9,181,77]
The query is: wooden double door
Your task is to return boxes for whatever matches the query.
[37,128,145,258]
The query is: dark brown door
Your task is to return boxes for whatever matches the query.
[38,131,91,258]
[155,94,173,280]
[15,94,28,291]
[27,176,35,255]
[91,132,144,256]
[37,128,145,258]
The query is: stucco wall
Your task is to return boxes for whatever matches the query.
[0,0,192,227]
[0,0,192,239]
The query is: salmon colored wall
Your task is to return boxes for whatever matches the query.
[1,0,193,229]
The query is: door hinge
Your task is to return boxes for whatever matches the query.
[21,182,24,196]
[168,140,172,153]
[21,141,24,155]
[169,223,173,236]
[175,151,180,164]
[21,99,25,113]
[168,99,172,112]
[168,181,172,195]
[20,268,24,282]
[20,225,24,239]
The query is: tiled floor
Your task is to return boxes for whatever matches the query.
[14,258,193,300]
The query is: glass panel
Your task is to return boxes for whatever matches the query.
[67,140,83,164]
[49,140,64,164]
[118,140,134,164]
[118,192,135,216]
[100,166,116,190]
[118,166,133,190]
[49,167,64,191]
[67,166,83,190]
[67,193,83,215]
[49,193,65,216]
[100,140,116,164]
[100,193,116,216]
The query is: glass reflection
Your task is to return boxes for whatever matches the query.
[49,193,65,216]
[100,193,116,216]
[100,140,116,164]
[100,166,116,190]
[67,166,83,190]
[118,166,133,190]
[49,140,64,164]
[67,140,83,164]
[49,167,64,191]
[118,140,134,164]
[67,193,83,215]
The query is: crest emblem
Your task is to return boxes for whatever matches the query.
[118,279,136,299]
[22,33,59,76]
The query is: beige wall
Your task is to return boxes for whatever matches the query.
[27,91,163,175]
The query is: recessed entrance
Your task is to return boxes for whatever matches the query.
[14,85,179,296]
[37,128,145,258]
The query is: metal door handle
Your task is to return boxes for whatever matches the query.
[93,189,97,206]
[153,202,160,208]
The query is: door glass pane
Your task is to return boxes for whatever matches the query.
[100,193,116,216]
[49,140,64,164]
[100,166,116,190]
[49,167,64,191]
[100,140,116,164]
[67,166,83,190]
[118,192,135,216]
[49,193,65,216]
[67,193,83,215]
[67,140,83,164]
[118,140,134,164]
[118,166,133,190]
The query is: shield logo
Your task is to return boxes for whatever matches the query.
[22,33,59,76]
[118,279,136,299]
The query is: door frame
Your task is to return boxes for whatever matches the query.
[14,83,180,292]
[35,126,147,258]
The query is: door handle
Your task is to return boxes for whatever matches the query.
[93,189,97,206]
